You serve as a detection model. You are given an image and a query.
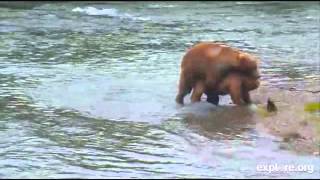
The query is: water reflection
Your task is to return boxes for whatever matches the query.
[182,104,256,140]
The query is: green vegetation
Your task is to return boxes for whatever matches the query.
[304,102,320,113]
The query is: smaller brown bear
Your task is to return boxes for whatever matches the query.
[176,42,260,105]
[190,72,260,105]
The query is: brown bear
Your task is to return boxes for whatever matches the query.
[176,42,260,105]
[190,72,260,105]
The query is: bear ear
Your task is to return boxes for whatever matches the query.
[238,52,259,64]
[237,53,247,65]
[237,52,260,70]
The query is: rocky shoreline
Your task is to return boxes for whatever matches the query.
[250,83,320,155]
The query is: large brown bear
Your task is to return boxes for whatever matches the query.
[191,72,260,105]
[176,42,260,105]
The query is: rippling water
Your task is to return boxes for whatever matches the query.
[0,1,319,178]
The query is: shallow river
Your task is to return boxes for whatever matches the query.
[0,1,319,178]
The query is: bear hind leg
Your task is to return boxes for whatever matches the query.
[176,72,192,105]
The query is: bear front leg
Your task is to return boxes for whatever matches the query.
[229,81,243,105]
[242,90,252,104]
[191,81,205,103]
